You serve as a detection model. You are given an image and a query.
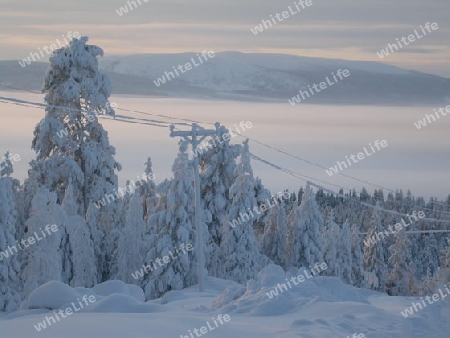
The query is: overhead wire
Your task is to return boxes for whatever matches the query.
[1,83,449,215]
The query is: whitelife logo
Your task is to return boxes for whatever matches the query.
[228,190,291,228]
[325,140,388,177]
[377,22,439,59]
[266,262,328,299]
[0,224,59,261]
[131,243,193,280]
[180,314,231,338]
[0,153,21,172]
[190,121,253,158]
[250,0,313,35]
[414,105,450,130]
[401,285,450,318]
[56,102,118,139]
[363,210,426,247]
[34,295,96,332]
[153,51,215,87]
[288,69,350,106]
[115,0,149,16]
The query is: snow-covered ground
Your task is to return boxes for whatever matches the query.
[1,265,449,338]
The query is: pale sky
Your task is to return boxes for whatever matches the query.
[1,0,449,76]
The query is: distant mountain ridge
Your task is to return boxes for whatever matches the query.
[1,52,449,105]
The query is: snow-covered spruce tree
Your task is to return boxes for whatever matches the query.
[252,177,272,240]
[2,154,27,244]
[315,189,327,208]
[287,184,325,269]
[85,201,105,278]
[282,189,297,217]
[340,220,353,285]
[410,224,427,280]
[0,168,21,311]
[140,159,160,280]
[339,190,360,227]
[372,189,385,206]
[387,229,416,296]
[143,141,197,299]
[24,36,121,281]
[142,178,170,293]
[363,206,387,292]
[199,125,240,276]
[116,193,144,285]
[200,125,238,246]
[418,234,440,278]
[0,152,13,178]
[322,209,340,277]
[219,140,267,283]
[418,267,438,295]
[22,188,65,297]
[359,188,371,203]
[61,184,97,287]
[357,188,373,233]
[262,204,287,269]
[119,180,133,225]
[436,238,450,286]
[297,187,304,205]
[350,224,366,288]
[394,190,405,212]
[140,157,158,223]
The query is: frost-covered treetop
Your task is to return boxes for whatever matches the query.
[236,139,253,178]
[43,36,114,117]
[0,151,13,177]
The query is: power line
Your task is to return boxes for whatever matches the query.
[251,147,450,225]
[243,135,394,193]
[307,180,450,225]
[0,83,207,128]
[253,152,450,225]
[249,153,308,183]
[0,83,425,196]
[1,83,449,210]
[0,83,41,95]
[0,93,354,200]
[0,94,440,203]
[0,92,437,204]
[0,83,191,127]
[0,88,348,193]
[1,90,449,225]
[115,107,199,126]
[418,206,450,215]
[250,153,352,190]
[0,95,177,128]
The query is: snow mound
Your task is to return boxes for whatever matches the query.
[92,280,145,302]
[21,280,146,312]
[160,290,189,304]
[5,274,450,337]
[212,264,373,316]
[25,281,82,310]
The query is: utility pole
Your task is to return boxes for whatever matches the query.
[170,122,220,292]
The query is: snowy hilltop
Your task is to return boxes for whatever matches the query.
[2,52,450,105]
